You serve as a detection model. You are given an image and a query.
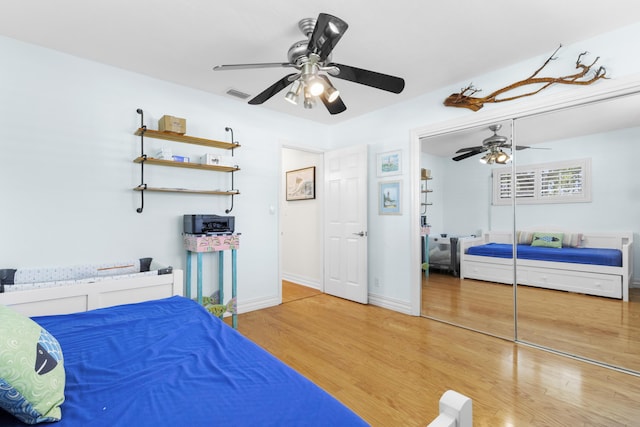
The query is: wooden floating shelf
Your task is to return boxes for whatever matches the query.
[133,157,239,172]
[134,128,240,150]
[134,186,240,196]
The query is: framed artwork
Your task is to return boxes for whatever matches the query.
[286,166,316,201]
[376,150,402,177]
[379,180,402,215]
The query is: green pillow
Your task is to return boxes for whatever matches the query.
[531,232,563,248]
[0,305,65,424]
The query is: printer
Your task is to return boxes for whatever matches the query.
[183,214,235,235]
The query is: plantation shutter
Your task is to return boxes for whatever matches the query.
[492,159,590,205]
[515,171,536,199]
[540,165,584,198]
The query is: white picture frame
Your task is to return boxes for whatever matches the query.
[376,150,402,177]
[379,180,402,215]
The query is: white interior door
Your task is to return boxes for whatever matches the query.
[324,144,368,304]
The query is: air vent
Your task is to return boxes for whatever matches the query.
[226,88,251,99]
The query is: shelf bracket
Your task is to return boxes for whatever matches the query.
[225,126,239,155]
[136,109,147,213]
[136,184,147,213]
[225,126,238,213]
[225,193,235,214]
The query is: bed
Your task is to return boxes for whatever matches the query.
[0,264,472,426]
[460,229,634,300]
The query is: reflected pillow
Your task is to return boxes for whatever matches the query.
[516,231,535,245]
[0,305,65,424]
[531,232,563,248]
[563,233,583,248]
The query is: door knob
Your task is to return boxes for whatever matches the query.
[353,231,367,237]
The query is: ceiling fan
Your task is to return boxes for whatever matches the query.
[452,125,546,164]
[213,13,405,115]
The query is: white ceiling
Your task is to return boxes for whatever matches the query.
[0,1,639,124]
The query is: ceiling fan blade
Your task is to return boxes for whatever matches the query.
[515,145,551,150]
[307,13,349,61]
[455,146,484,153]
[328,63,405,94]
[213,62,296,71]
[320,93,347,115]
[248,73,298,105]
[452,150,484,161]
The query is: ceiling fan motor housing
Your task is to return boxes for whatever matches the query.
[288,40,310,65]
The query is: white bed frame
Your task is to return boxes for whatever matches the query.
[427,390,473,427]
[0,269,184,317]
[460,230,633,301]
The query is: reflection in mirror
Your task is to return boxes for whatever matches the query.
[420,121,515,339]
[513,94,640,373]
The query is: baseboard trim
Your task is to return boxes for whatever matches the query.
[238,296,280,314]
[368,293,413,315]
[281,273,321,290]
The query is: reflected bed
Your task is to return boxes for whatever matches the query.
[460,230,633,300]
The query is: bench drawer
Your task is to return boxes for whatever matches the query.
[523,267,621,299]
[461,260,514,284]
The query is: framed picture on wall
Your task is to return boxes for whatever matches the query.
[376,150,402,177]
[286,166,316,201]
[379,180,402,215]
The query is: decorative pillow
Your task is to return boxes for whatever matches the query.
[516,231,535,245]
[562,233,583,248]
[0,305,65,424]
[531,232,563,248]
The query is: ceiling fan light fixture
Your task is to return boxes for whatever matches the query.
[307,77,325,97]
[284,80,302,105]
[303,98,315,109]
[303,89,315,109]
[325,83,339,103]
[479,152,492,164]
[495,150,511,164]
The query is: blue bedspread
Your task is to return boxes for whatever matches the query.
[467,243,622,267]
[0,296,367,427]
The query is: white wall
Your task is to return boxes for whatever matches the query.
[0,35,329,312]
[280,148,323,289]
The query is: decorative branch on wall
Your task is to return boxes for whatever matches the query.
[443,45,608,111]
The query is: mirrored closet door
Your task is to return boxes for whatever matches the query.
[420,121,515,339]
[513,93,640,372]
[420,91,640,374]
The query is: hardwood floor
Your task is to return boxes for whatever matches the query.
[282,280,321,303]
[236,292,640,426]
[422,272,640,372]
[422,272,515,338]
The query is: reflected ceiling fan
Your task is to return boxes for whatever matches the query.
[213,13,405,115]
[452,124,547,164]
